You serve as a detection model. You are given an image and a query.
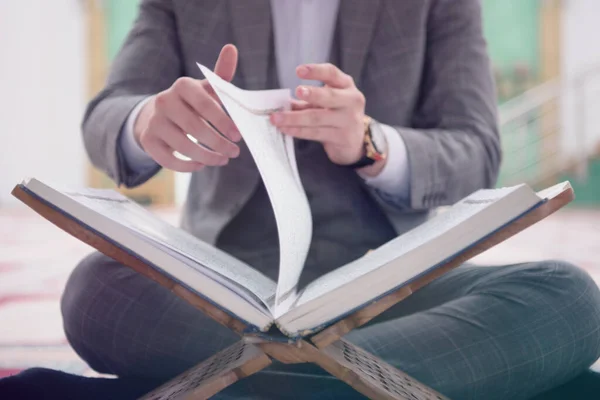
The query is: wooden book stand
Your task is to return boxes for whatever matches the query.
[12,184,574,399]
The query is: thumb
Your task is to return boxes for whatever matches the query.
[214,44,238,82]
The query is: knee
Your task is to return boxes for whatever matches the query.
[61,252,109,337]
[61,252,124,374]
[520,260,600,366]
[530,260,600,309]
[62,253,92,333]
[550,259,599,294]
[60,252,237,379]
[552,260,600,333]
[496,260,600,304]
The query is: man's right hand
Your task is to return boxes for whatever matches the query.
[134,44,242,172]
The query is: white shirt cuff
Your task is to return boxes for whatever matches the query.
[119,96,157,172]
[359,123,410,199]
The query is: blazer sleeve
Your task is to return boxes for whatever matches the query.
[81,0,181,187]
[378,0,501,211]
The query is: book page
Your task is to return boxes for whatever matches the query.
[198,64,313,315]
[49,186,277,306]
[294,185,536,307]
[536,181,571,200]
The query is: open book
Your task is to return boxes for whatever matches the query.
[14,64,573,339]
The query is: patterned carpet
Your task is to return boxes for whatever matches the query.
[1,204,599,378]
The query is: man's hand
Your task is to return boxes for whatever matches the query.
[270,63,385,175]
[134,44,242,172]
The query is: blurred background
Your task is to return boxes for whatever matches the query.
[0,0,599,377]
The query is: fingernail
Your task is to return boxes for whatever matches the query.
[230,146,240,158]
[298,86,310,98]
[271,113,283,124]
[297,65,309,77]
[230,130,242,142]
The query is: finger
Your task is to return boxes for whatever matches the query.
[295,85,353,109]
[214,44,238,82]
[279,126,338,143]
[296,63,354,89]
[270,109,344,128]
[186,119,240,159]
[156,118,230,166]
[290,100,318,111]
[174,78,242,142]
[144,139,205,173]
[158,94,211,140]
[202,44,239,100]
[160,95,240,158]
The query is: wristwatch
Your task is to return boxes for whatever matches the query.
[344,115,388,169]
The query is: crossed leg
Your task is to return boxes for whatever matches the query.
[61,252,600,399]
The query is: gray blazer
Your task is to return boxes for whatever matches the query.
[82,0,501,244]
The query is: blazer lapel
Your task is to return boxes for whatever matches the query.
[337,0,381,84]
[228,0,273,90]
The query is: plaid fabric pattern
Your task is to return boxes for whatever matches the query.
[62,254,600,399]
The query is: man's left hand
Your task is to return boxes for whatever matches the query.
[269,63,368,166]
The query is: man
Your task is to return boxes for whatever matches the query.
[62,0,600,399]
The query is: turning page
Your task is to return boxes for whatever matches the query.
[198,64,312,315]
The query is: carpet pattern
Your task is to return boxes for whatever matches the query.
[1,205,599,378]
